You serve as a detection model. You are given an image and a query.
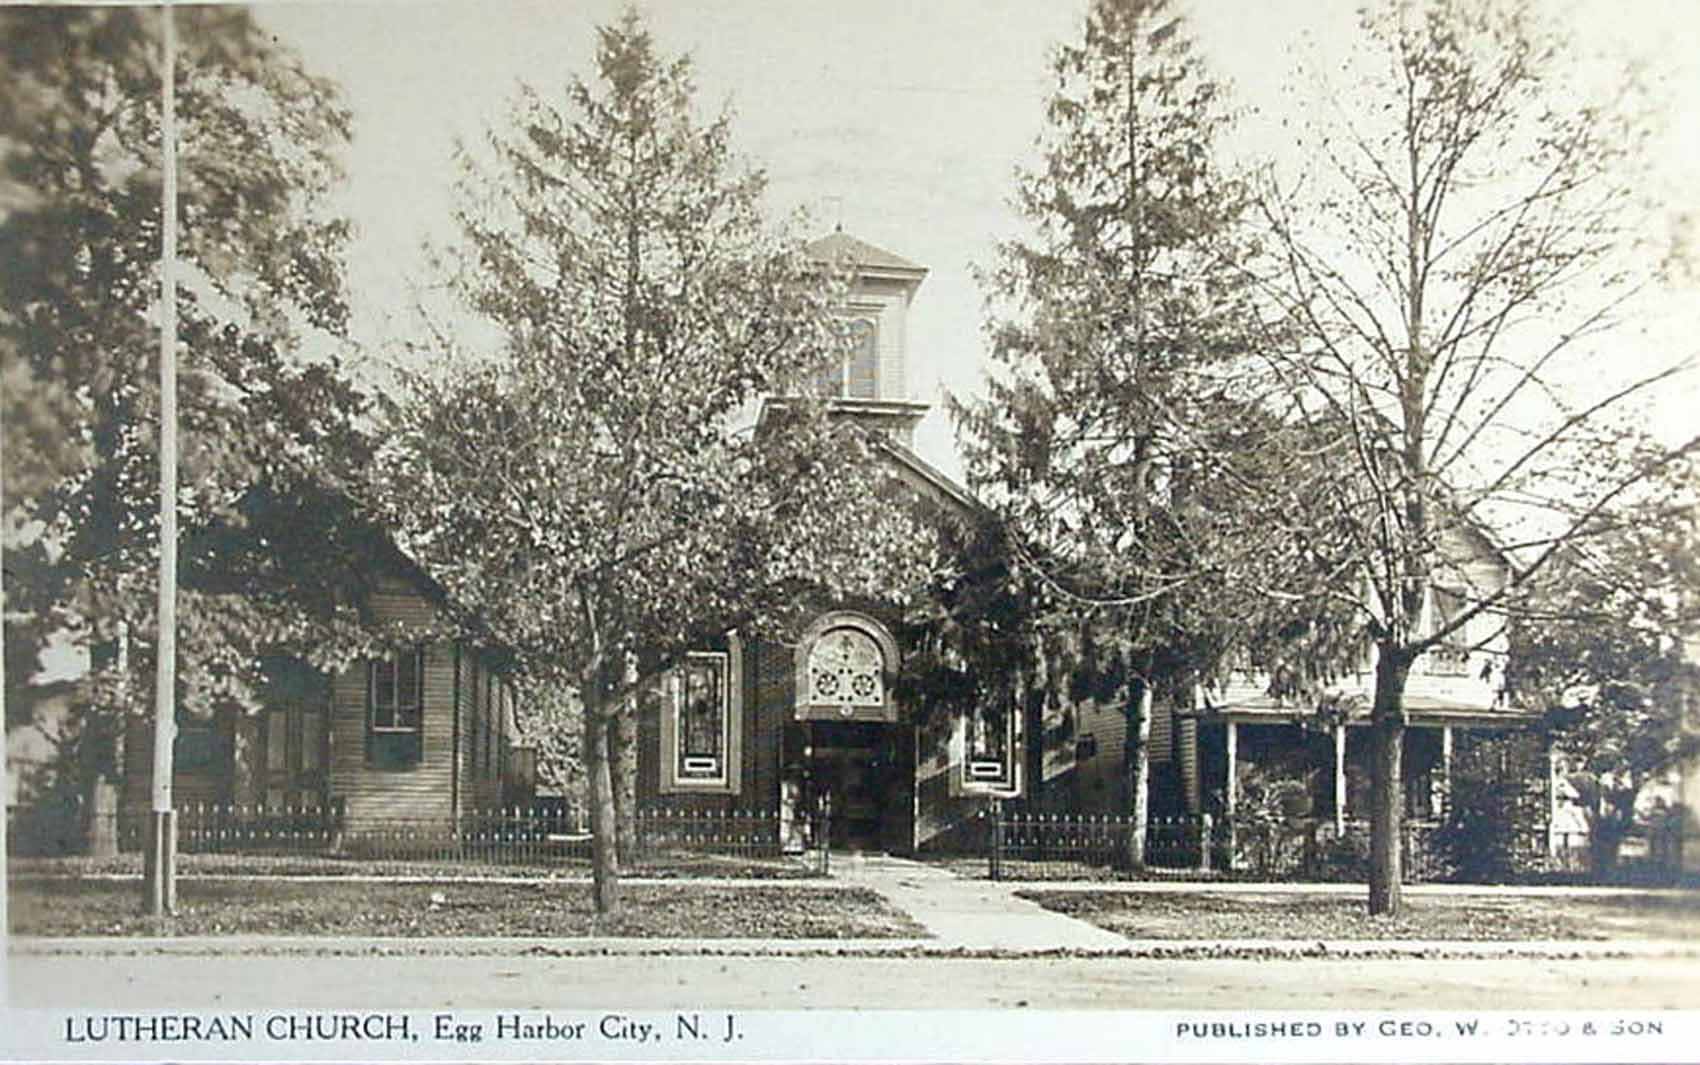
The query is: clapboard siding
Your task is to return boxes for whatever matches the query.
[116,573,537,831]
[327,582,453,824]
[122,712,238,812]
[328,641,455,824]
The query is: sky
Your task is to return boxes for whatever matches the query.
[257,0,1700,484]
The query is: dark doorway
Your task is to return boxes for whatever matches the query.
[807,721,896,850]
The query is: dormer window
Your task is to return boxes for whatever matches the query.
[1426,585,1473,676]
[812,317,878,399]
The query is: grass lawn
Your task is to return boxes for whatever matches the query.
[7,849,819,880]
[7,878,925,940]
[1020,889,1700,942]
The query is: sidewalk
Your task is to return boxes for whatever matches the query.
[830,851,1127,950]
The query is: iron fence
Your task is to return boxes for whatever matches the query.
[6,800,829,877]
[986,805,1222,881]
[981,804,1683,885]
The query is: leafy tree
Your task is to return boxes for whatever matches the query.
[511,679,584,806]
[1249,0,1699,912]
[376,11,932,914]
[1510,466,1700,874]
[1433,730,1550,883]
[1,7,375,838]
[955,0,1309,864]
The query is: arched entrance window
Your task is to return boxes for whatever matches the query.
[794,612,899,723]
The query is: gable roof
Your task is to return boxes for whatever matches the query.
[804,229,928,279]
[871,433,982,519]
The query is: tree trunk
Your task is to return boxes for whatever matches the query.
[608,705,638,865]
[1125,681,1152,871]
[1368,652,1412,916]
[1584,791,1633,876]
[85,772,120,858]
[82,715,122,858]
[582,699,620,915]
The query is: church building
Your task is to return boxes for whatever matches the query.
[631,230,1035,852]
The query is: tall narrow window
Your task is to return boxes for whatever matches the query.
[810,317,878,398]
[845,318,877,398]
[958,697,1020,795]
[266,710,288,773]
[967,702,1013,780]
[300,708,324,772]
[368,647,424,768]
[679,654,726,779]
[660,646,742,795]
[484,670,496,778]
[1428,586,1472,676]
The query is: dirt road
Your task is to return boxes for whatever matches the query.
[10,951,1698,1009]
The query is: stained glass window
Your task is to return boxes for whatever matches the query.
[965,697,1017,789]
[806,627,885,709]
[678,653,728,779]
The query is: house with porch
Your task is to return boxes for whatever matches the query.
[1188,524,1537,845]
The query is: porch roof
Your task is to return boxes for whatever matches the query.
[1183,694,1536,729]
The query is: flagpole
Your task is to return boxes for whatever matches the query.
[145,0,179,918]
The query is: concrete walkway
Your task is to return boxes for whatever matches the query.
[829,851,1129,950]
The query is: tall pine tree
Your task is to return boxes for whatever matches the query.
[956,0,1305,863]
[378,11,932,913]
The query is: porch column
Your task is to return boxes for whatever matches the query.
[1179,718,1201,814]
[1547,741,1559,858]
[1439,725,1454,820]
[1333,724,1346,835]
[1225,721,1238,869]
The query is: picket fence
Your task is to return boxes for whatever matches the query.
[6,800,831,876]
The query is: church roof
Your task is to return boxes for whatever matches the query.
[804,230,927,277]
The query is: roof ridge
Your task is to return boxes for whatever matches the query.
[803,230,927,275]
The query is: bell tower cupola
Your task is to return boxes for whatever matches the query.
[768,228,931,448]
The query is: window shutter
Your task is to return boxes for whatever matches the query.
[413,646,425,764]
[363,660,375,766]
